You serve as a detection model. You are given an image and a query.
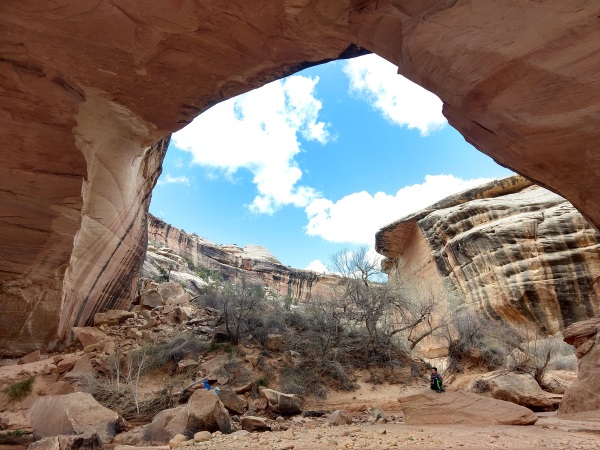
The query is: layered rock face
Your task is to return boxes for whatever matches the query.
[147,215,340,302]
[2,1,600,354]
[376,176,600,334]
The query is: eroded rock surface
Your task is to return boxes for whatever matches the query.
[397,390,538,426]
[377,176,600,334]
[3,2,600,355]
[558,317,600,414]
[146,215,342,302]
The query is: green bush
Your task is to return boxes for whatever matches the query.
[254,377,269,388]
[4,376,35,401]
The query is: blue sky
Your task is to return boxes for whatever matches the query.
[150,55,512,272]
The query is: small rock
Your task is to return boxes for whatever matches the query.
[327,410,353,426]
[168,434,187,448]
[193,431,212,442]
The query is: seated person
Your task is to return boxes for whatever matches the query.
[430,367,444,392]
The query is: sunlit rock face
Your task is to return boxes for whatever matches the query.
[147,215,341,302]
[2,1,600,354]
[376,176,600,333]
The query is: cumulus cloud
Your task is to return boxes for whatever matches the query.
[304,259,329,273]
[343,54,446,136]
[157,173,190,186]
[304,174,493,244]
[172,75,330,214]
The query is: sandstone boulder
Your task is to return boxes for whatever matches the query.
[29,392,126,443]
[217,388,248,415]
[240,416,271,432]
[72,327,108,348]
[260,388,303,416]
[29,433,102,450]
[327,410,353,426]
[468,372,553,412]
[94,310,135,327]
[144,392,230,443]
[144,407,184,444]
[18,350,42,364]
[397,390,537,425]
[559,318,600,414]
[157,282,187,305]
[186,389,231,434]
[265,334,285,352]
[140,289,163,308]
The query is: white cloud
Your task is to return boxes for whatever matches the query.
[304,259,329,273]
[343,54,446,136]
[157,173,190,186]
[172,75,330,214]
[304,175,493,244]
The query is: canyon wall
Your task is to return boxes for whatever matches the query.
[2,1,600,354]
[376,176,600,334]
[147,215,341,302]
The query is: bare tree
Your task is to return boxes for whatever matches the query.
[196,280,266,345]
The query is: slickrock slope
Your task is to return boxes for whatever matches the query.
[376,176,600,334]
[2,1,600,354]
[146,215,341,302]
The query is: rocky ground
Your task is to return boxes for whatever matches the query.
[0,273,595,450]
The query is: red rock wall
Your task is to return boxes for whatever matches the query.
[2,1,600,354]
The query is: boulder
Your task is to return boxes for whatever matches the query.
[29,433,102,450]
[177,359,198,373]
[40,381,75,396]
[468,372,554,412]
[327,410,353,426]
[140,289,163,308]
[265,334,285,352]
[94,310,135,326]
[559,318,600,414]
[157,282,186,305]
[217,388,248,415]
[185,390,231,434]
[72,327,108,348]
[397,390,537,425]
[260,388,303,416]
[29,392,126,443]
[144,392,230,444]
[240,416,271,432]
[367,405,386,421]
[144,407,185,444]
[19,350,42,364]
[63,355,95,380]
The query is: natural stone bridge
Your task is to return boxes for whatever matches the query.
[2,1,600,354]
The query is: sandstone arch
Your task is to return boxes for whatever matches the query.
[1,1,599,354]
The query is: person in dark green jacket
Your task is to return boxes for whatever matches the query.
[430,367,444,393]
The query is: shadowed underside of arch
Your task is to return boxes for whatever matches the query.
[1,0,599,354]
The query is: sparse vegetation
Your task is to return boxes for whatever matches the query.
[256,376,270,388]
[4,376,35,401]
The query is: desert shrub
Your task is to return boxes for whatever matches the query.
[4,376,35,401]
[195,281,265,344]
[473,379,490,393]
[279,366,327,399]
[140,335,207,371]
[80,374,174,420]
[318,359,358,391]
[445,310,509,373]
[256,377,270,388]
